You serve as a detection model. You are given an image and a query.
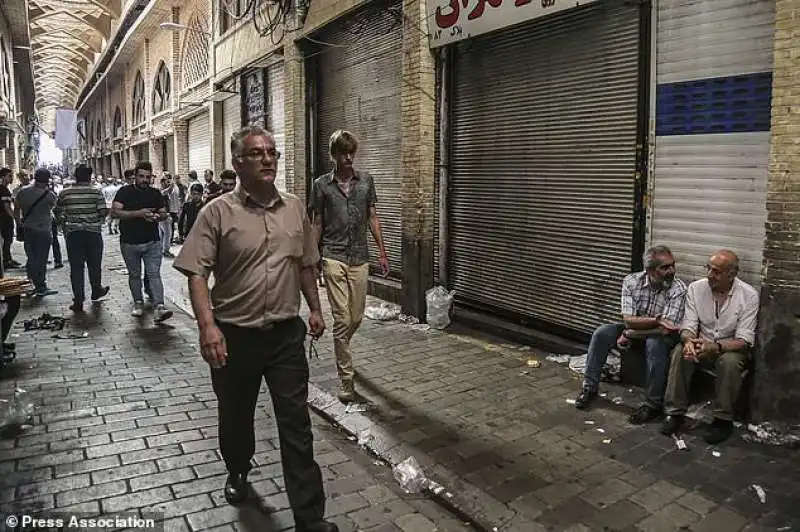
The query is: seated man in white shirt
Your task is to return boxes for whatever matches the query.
[661,249,759,444]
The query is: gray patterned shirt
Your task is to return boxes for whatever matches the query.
[310,170,377,267]
[620,271,688,327]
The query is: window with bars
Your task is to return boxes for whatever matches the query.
[0,38,10,103]
[113,106,123,137]
[132,70,145,124]
[181,16,210,89]
[219,0,249,34]
[152,61,171,114]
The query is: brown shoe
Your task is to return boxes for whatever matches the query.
[337,381,356,403]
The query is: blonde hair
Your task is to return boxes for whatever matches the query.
[328,130,359,162]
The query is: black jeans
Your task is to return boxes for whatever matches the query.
[51,222,62,265]
[23,228,51,293]
[1,223,14,264]
[2,295,20,342]
[65,231,104,303]
[212,317,325,527]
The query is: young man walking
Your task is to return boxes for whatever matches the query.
[14,169,58,297]
[111,162,173,322]
[174,126,337,532]
[309,130,389,403]
[55,164,110,312]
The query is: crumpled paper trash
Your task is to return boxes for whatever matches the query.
[392,456,429,494]
[0,388,35,431]
[742,422,800,448]
[364,301,401,321]
[546,352,621,381]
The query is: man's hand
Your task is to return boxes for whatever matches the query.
[697,339,720,358]
[682,340,698,362]
[379,252,390,277]
[658,318,680,332]
[199,323,227,369]
[308,310,326,338]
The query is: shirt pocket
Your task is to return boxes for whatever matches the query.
[286,228,304,258]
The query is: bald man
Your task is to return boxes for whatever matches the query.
[661,250,759,444]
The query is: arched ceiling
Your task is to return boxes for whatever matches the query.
[27,0,121,132]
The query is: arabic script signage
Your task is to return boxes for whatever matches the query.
[427,0,598,48]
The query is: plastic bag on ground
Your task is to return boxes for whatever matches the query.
[0,388,35,430]
[425,286,455,330]
[364,301,400,321]
[392,456,429,494]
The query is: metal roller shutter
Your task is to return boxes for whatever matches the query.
[449,0,641,334]
[650,0,774,289]
[314,0,403,276]
[268,62,286,192]
[222,95,241,171]
[188,112,212,175]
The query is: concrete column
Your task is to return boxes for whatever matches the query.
[399,0,437,319]
[174,120,189,176]
[752,0,800,423]
[212,100,225,175]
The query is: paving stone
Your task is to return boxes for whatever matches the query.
[90,461,158,485]
[16,473,91,499]
[54,455,120,478]
[580,478,638,509]
[57,480,129,507]
[85,438,146,458]
[636,502,701,531]
[691,507,749,532]
[394,513,437,532]
[130,467,196,491]
[102,486,173,513]
[629,480,688,513]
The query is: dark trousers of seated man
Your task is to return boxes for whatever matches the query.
[664,343,748,421]
[584,323,678,409]
[211,317,325,527]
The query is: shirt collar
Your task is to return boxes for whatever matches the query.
[234,184,284,209]
[327,169,361,184]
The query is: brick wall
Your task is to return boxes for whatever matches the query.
[752,0,800,423]
[283,32,306,202]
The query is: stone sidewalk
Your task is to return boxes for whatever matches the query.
[0,238,469,532]
[159,247,799,532]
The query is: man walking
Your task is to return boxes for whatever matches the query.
[111,162,173,322]
[310,130,389,403]
[0,168,21,269]
[573,245,687,423]
[55,164,110,312]
[102,178,121,234]
[174,126,337,532]
[14,169,58,297]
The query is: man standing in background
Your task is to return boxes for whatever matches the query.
[102,178,121,234]
[0,169,21,269]
[15,169,58,297]
[55,164,110,313]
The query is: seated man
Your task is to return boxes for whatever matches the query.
[574,245,687,424]
[661,249,758,444]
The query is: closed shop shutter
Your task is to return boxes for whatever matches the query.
[188,112,212,175]
[650,0,774,289]
[222,95,241,171]
[314,0,403,276]
[268,62,286,192]
[449,0,641,334]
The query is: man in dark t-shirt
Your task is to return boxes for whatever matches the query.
[0,168,20,269]
[111,162,173,323]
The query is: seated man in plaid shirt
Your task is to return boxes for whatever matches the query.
[574,245,688,424]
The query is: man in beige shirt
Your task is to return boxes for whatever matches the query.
[661,249,759,444]
[173,126,338,532]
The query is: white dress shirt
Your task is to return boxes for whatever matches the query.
[680,277,760,346]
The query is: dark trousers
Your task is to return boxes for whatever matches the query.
[65,231,104,303]
[1,223,14,264]
[212,317,325,526]
[51,222,62,265]
[2,295,20,342]
[23,228,51,293]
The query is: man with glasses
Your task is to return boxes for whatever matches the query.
[661,249,759,444]
[174,126,336,532]
[574,245,687,425]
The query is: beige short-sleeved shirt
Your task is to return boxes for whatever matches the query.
[173,185,320,329]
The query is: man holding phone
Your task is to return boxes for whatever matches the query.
[309,130,389,403]
[111,162,173,323]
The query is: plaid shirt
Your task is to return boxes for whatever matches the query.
[620,271,687,327]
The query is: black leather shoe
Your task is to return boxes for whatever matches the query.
[628,405,662,425]
[223,473,249,505]
[91,286,110,301]
[296,521,339,532]
[574,388,598,410]
[704,418,734,445]
[661,414,684,436]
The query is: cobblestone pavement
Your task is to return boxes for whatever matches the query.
[0,237,470,532]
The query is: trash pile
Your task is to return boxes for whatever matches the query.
[364,301,400,321]
[425,286,455,330]
[546,351,622,382]
[391,455,450,499]
[0,388,35,434]
[741,421,800,448]
[23,313,66,332]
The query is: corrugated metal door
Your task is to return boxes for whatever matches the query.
[314,0,403,276]
[268,62,286,192]
[449,0,641,334]
[188,112,212,174]
[650,0,774,289]
[222,95,241,171]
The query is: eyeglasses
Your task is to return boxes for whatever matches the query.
[236,149,281,162]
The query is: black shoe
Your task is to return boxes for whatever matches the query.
[69,302,84,313]
[628,405,663,425]
[53,263,64,269]
[575,388,598,410]
[661,414,684,436]
[91,286,110,302]
[704,418,734,445]
[296,521,339,532]
[223,473,249,505]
